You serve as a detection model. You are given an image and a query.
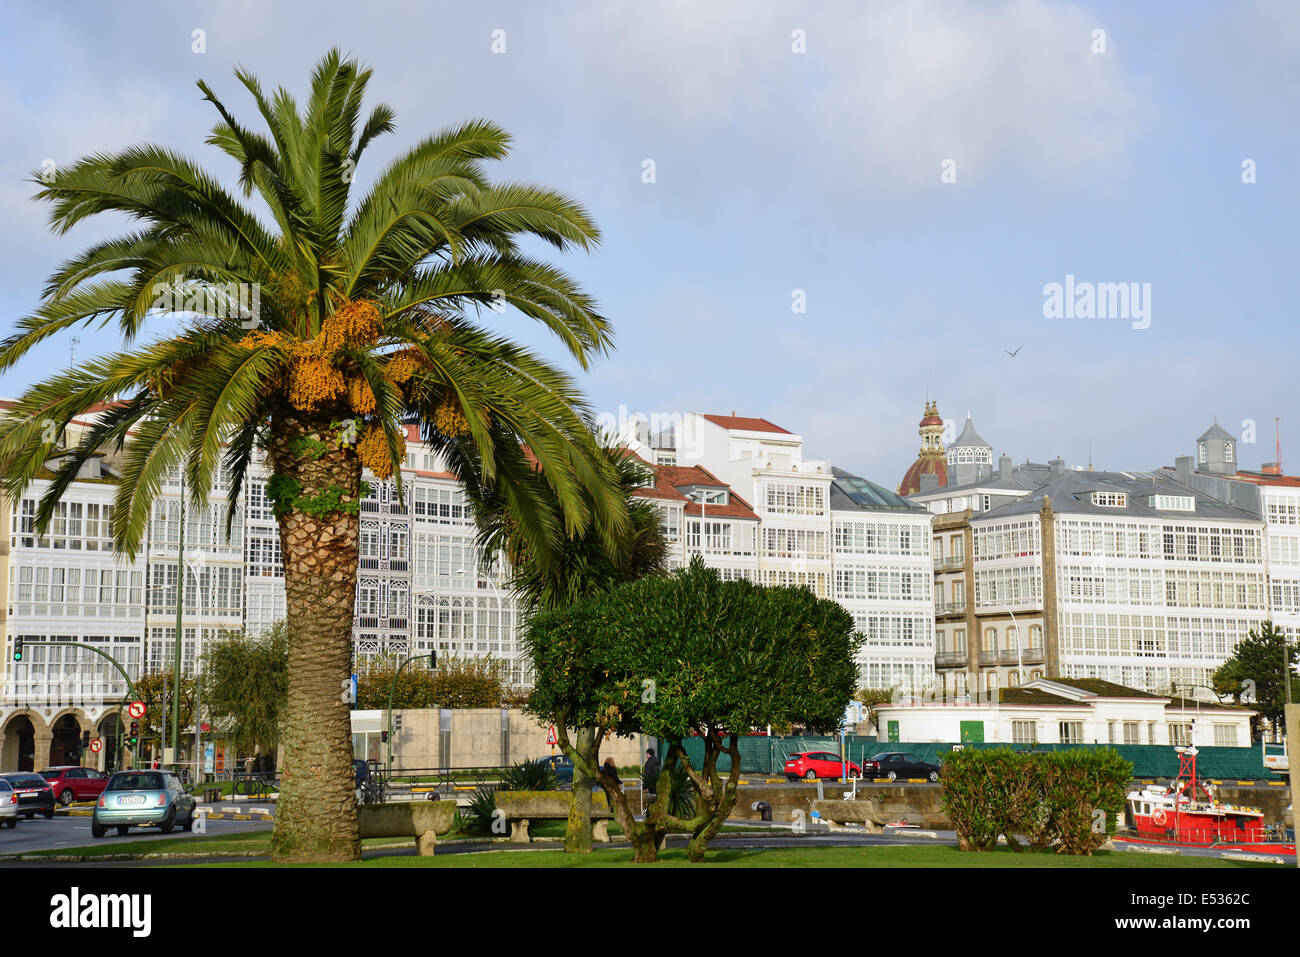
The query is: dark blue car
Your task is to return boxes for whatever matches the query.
[532,755,574,786]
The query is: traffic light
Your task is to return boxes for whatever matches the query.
[128,721,139,747]
[429,651,438,669]
[11,636,22,662]
[394,714,403,732]
[81,731,91,750]
[380,730,388,743]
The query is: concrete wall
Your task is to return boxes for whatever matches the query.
[351,708,645,770]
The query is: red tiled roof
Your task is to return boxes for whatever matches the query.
[899,456,947,496]
[1232,470,1300,487]
[631,458,759,520]
[700,414,791,435]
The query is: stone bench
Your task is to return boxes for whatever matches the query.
[358,801,457,855]
[494,791,615,844]
[812,795,949,833]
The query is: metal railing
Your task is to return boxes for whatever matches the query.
[936,601,966,615]
[935,651,968,666]
[977,650,999,665]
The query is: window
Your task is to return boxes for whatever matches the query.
[1150,495,1195,512]
[1122,722,1140,745]
[1012,721,1036,744]
[1092,491,1127,508]
[983,627,997,651]
[1213,724,1237,747]
[1169,723,1194,746]
[953,628,966,652]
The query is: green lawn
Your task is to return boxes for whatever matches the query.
[192,843,1287,868]
[14,830,406,859]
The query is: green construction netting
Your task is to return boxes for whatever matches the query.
[676,736,1275,780]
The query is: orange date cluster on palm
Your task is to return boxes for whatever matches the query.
[357,423,404,479]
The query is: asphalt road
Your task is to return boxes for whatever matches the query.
[0,811,270,856]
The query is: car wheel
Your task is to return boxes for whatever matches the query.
[928,770,940,782]
[59,789,73,806]
[116,825,129,835]
[785,774,798,782]
[91,820,105,838]
[160,808,176,834]
[849,770,862,780]
[43,808,55,819]
[182,810,194,832]
[887,770,897,781]
[803,769,818,781]
[23,812,33,819]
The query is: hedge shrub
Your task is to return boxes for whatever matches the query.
[940,748,1132,855]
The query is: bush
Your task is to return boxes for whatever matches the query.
[940,748,1132,855]
[460,787,499,836]
[500,760,559,792]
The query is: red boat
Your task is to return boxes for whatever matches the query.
[1122,746,1294,853]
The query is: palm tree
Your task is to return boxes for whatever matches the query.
[0,50,627,861]
[471,442,668,850]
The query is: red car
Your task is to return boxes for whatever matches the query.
[39,766,109,806]
[783,751,861,782]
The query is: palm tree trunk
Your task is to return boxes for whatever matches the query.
[268,413,363,862]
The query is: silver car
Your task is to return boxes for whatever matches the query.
[0,779,18,828]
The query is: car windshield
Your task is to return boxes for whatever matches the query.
[38,770,63,779]
[108,772,166,791]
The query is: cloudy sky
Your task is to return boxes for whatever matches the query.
[1,1,1296,487]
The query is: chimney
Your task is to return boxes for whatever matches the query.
[1049,456,1066,475]
[1175,455,1194,484]
[998,453,1012,480]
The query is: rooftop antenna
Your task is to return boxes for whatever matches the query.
[1088,440,1093,471]
[69,336,79,367]
[1276,417,1283,473]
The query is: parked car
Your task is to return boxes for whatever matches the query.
[91,770,196,837]
[532,754,574,786]
[0,772,56,818]
[0,779,18,828]
[862,752,942,782]
[39,766,109,806]
[783,751,862,782]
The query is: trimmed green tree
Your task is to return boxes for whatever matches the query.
[526,559,860,862]
[201,622,289,761]
[474,445,668,853]
[1212,621,1300,740]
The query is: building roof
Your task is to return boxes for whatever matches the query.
[631,458,759,520]
[1165,696,1248,712]
[1043,678,1166,699]
[950,415,991,450]
[997,688,1087,707]
[699,414,791,435]
[1198,421,1235,443]
[831,467,927,513]
[976,468,1261,522]
[898,455,947,496]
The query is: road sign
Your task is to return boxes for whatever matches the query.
[127,701,146,719]
[89,738,102,754]
[546,725,557,746]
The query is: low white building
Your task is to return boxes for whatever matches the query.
[875,677,1253,747]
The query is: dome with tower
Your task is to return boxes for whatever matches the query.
[899,401,948,495]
